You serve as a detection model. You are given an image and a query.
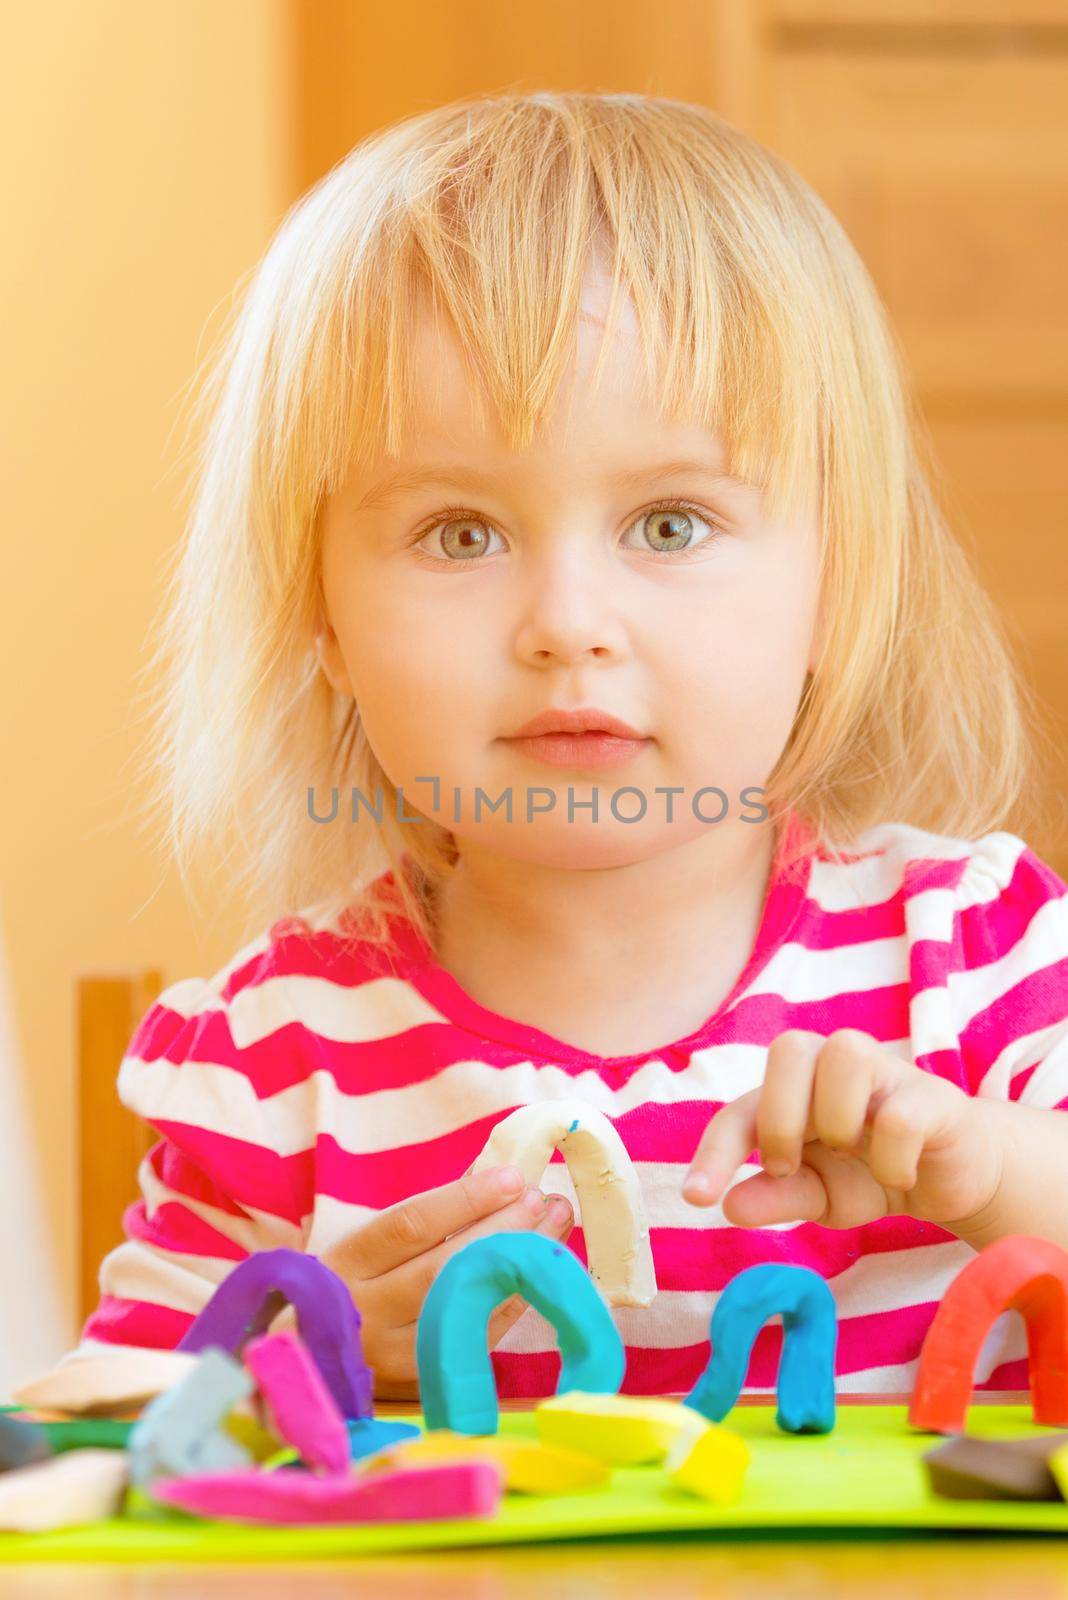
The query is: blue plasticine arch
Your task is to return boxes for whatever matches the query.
[415,1231,626,1435]
[685,1263,838,1434]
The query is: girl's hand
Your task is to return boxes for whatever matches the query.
[682,1028,1004,1232]
[317,1166,573,1399]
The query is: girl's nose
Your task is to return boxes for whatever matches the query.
[511,549,630,667]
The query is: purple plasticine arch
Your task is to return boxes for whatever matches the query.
[176,1248,373,1420]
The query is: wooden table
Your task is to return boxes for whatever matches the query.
[5,1393,1064,1593]
[3,1542,1067,1597]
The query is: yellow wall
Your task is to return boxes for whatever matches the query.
[0,0,292,1379]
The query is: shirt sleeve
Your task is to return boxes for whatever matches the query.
[78,938,315,1352]
[949,832,1068,1111]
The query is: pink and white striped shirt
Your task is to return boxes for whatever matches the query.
[81,811,1068,1396]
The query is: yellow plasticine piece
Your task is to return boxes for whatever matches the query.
[261,1446,301,1472]
[535,1392,705,1465]
[1049,1442,1068,1499]
[363,1430,609,1493]
[222,1411,285,1462]
[665,1420,750,1504]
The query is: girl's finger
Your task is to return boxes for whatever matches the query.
[866,1081,938,1191]
[338,1166,528,1278]
[756,1030,824,1176]
[721,1162,828,1227]
[812,1032,876,1154]
[724,1141,891,1230]
[683,1087,761,1206]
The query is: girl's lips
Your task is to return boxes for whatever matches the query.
[503,731,651,769]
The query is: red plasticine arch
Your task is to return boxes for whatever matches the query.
[909,1234,1068,1433]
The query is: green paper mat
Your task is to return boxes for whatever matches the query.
[3,1404,1068,1560]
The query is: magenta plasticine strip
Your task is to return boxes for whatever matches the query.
[176,1249,373,1420]
[150,1460,504,1526]
[244,1331,350,1475]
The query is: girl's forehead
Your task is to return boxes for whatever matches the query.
[342,244,811,520]
[382,294,690,460]
[408,276,641,376]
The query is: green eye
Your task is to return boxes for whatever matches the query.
[622,499,722,557]
[635,506,698,553]
[436,517,496,560]
[413,506,501,562]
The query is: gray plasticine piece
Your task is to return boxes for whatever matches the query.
[0,1412,52,1471]
[176,1248,374,1420]
[127,1347,254,1488]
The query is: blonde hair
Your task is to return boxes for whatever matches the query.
[132,88,1053,959]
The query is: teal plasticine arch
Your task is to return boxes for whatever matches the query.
[685,1263,838,1434]
[415,1231,626,1435]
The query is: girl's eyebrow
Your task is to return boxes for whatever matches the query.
[353,456,749,512]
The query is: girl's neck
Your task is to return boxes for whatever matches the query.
[425,817,782,1060]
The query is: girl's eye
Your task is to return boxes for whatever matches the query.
[620,500,722,557]
[413,509,502,563]
[411,498,723,564]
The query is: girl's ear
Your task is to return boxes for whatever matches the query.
[314,625,354,698]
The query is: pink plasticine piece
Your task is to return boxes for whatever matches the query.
[151,1460,504,1526]
[244,1330,350,1475]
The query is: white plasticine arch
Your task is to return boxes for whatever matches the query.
[469,1100,657,1308]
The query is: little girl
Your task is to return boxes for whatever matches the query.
[77,90,1068,1401]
